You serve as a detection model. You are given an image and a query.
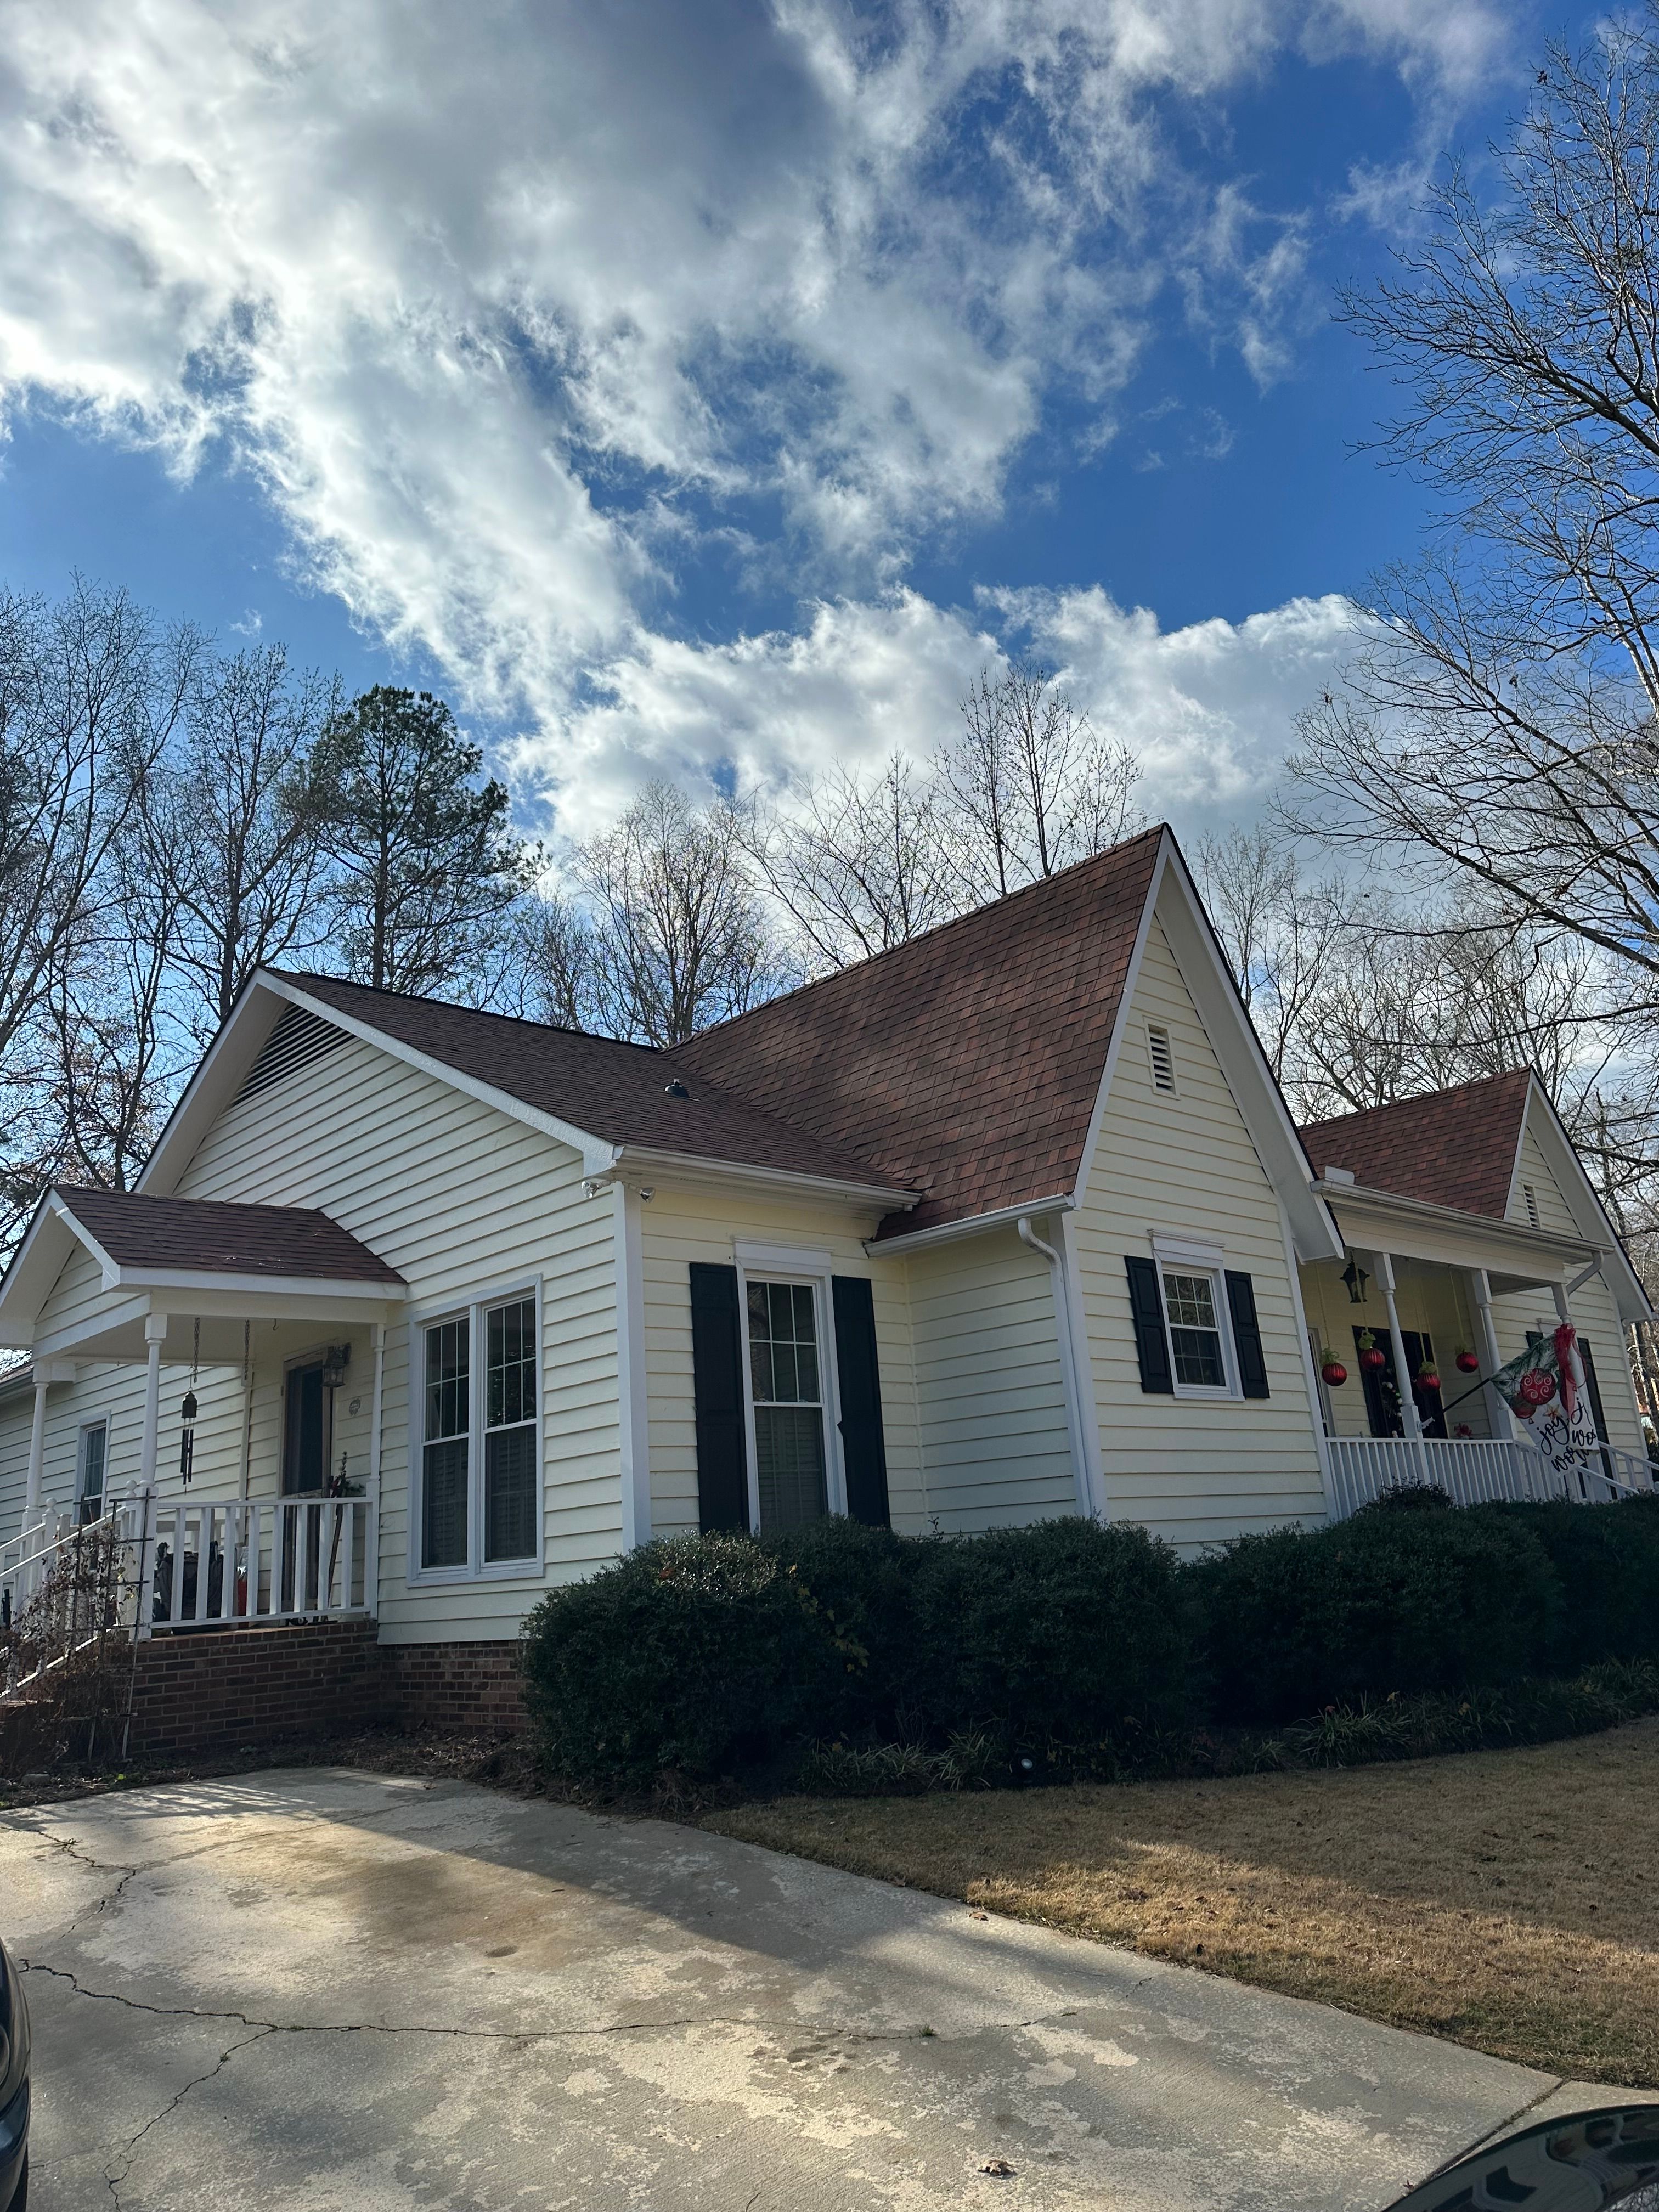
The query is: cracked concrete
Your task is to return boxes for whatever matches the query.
[0,1767,1602,2210]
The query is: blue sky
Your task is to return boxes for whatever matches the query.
[0,0,1575,840]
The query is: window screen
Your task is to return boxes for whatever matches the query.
[747,1280,828,1531]
[1161,1269,1227,1389]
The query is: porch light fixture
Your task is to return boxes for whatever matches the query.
[320,1343,351,1392]
[1341,1259,1370,1305]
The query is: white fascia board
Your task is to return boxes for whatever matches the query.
[1317,1178,1599,1262]
[30,1294,153,1360]
[140,972,617,1193]
[0,1192,80,1339]
[610,1144,917,1213]
[121,1270,409,1303]
[1137,842,1345,1264]
[49,1199,124,1288]
[864,1194,1076,1258]
[137,978,288,1194]
[1515,1078,1653,1321]
[1069,832,1168,1220]
[258,975,617,1173]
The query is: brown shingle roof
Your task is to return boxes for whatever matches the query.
[670,829,1166,1238]
[1296,1070,1533,1220]
[275,974,912,1195]
[57,1187,405,1284]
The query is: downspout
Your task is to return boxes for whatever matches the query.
[1018,1216,1094,1517]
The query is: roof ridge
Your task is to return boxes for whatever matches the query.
[272,969,667,1057]
[666,824,1168,1058]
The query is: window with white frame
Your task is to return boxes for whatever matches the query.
[1151,1246,1240,1397]
[415,1287,540,1577]
[746,1279,828,1531]
[76,1420,107,1523]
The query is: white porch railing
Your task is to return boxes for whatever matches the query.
[1,1502,134,1697]
[1327,1432,1656,1519]
[137,1490,378,1633]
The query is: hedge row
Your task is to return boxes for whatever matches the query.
[517,1493,1659,1790]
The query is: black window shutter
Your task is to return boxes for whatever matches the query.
[1578,1338,1610,1444]
[1125,1256,1173,1393]
[832,1276,890,1528]
[1226,1271,1270,1399]
[689,1263,749,1532]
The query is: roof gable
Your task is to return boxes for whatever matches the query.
[56,1187,405,1285]
[1299,1071,1532,1218]
[671,832,1165,1237]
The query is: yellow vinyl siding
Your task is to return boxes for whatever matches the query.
[173,1034,622,1639]
[639,1183,922,1536]
[1074,909,1327,1542]
[1489,1126,1645,1453]
[902,1228,1076,1530]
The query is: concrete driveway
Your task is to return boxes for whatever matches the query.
[1,1768,1590,2210]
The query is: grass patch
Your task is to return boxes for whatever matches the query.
[709,1718,1659,2089]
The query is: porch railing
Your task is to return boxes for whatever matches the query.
[1,1502,135,1698]
[139,1491,377,1633]
[1327,1432,1656,1520]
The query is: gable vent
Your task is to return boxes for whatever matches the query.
[235,1003,348,1104]
[1522,1181,1541,1230]
[1147,1023,1177,1093]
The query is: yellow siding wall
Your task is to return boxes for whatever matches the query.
[2,1035,625,1640]
[902,1227,1077,1530]
[175,1036,623,1640]
[1073,909,1328,1542]
[1491,1126,1645,1452]
[639,1184,923,1535]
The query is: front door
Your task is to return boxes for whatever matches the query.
[1354,1328,1447,1438]
[282,1361,329,1612]
[284,1362,329,1493]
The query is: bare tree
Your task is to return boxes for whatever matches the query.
[577,783,783,1045]
[155,644,338,1037]
[945,663,1141,900]
[500,889,599,1030]
[0,579,194,1070]
[747,754,957,972]
[1291,14,1659,1019]
[1193,828,1346,1085]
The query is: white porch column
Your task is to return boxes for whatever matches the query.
[366,1321,385,1619]
[22,1358,76,1522]
[138,1314,168,1491]
[1372,1251,1425,1447]
[23,1375,49,1523]
[1469,1269,1517,1440]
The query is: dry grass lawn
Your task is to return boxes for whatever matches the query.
[709,1719,1659,2088]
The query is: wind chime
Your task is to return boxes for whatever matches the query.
[179,1318,201,1485]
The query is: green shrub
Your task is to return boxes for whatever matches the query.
[518,1533,848,1787]
[910,1516,1195,1748]
[1279,1658,1659,1769]
[1189,1507,1561,1724]
[760,1517,919,1737]
[1471,1496,1659,1673]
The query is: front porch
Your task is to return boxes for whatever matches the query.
[1300,1173,1655,1519]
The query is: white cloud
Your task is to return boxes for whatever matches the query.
[0,0,1505,748]
[534,583,1361,842]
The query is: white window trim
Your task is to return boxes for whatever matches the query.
[407,1274,545,1587]
[1154,1254,1243,1401]
[76,1418,108,1508]
[733,1252,847,1531]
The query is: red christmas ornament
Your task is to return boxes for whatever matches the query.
[1321,1358,1348,1387]
[1516,1368,1557,1408]
[1455,1349,1480,1374]
[1416,1365,1440,1391]
[1360,1346,1386,1371]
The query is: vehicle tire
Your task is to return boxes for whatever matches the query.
[10,2153,24,2212]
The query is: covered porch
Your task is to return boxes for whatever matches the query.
[0,1187,407,1647]
[1299,1172,1654,1517]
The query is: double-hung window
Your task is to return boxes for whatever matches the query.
[76,1420,108,1524]
[1160,1269,1231,1390]
[746,1279,828,1531]
[415,1285,541,1579]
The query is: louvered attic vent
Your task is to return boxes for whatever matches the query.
[235,1003,348,1104]
[1522,1182,1541,1229]
[1147,1022,1176,1093]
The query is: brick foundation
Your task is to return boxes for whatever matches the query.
[122,1619,399,1760]
[386,1639,527,1735]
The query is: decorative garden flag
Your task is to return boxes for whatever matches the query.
[1490,1323,1599,1489]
